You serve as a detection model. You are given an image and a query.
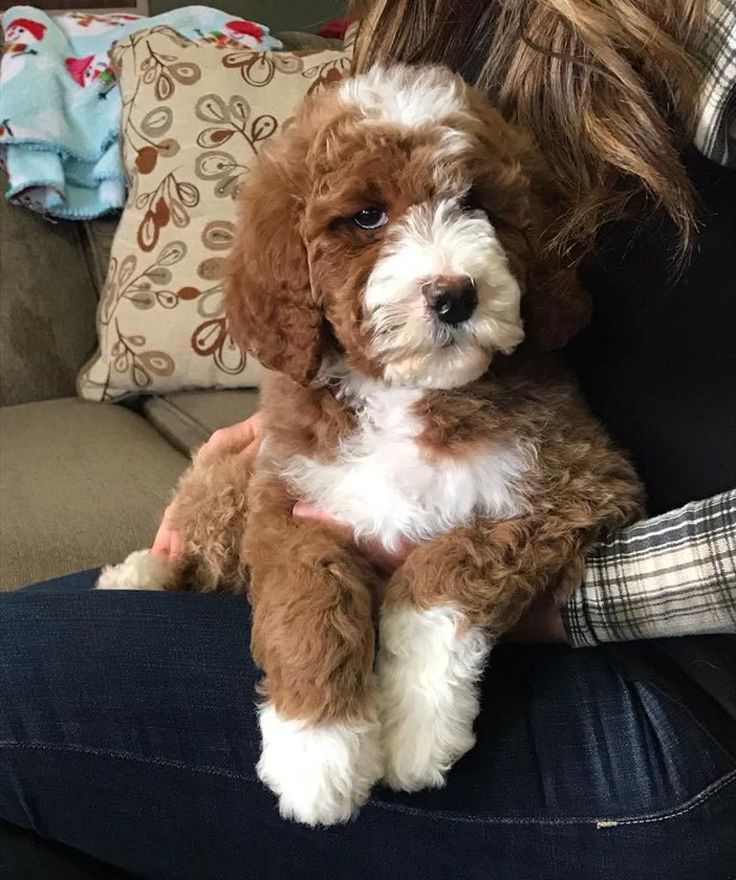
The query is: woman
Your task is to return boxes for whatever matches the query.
[1,2,734,877]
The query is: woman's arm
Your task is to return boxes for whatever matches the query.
[562,489,736,646]
[153,419,735,645]
[298,491,736,645]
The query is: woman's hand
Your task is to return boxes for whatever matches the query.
[152,413,263,561]
[154,419,568,642]
[292,502,415,575]
[505,595,567,644]
[193,413,263,465]
[292,504,568,642]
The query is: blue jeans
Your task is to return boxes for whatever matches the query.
[1,570,735,880]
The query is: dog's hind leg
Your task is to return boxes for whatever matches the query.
[96,549,177,591]
[97,449,252,594]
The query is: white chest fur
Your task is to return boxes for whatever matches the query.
[277,385,532,551]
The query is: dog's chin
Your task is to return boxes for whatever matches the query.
[380,343,495,390]
[369,303,524,391]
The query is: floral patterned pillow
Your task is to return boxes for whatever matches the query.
[78,25,352,401]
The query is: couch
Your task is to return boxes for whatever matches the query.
[0,31,338,593]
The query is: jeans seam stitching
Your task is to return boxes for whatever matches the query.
[2,741,734,828]
[0,740,259,784]
[604,768,736,827]
[368,769,736,826]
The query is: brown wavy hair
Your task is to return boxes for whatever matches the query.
[351,0,706,262]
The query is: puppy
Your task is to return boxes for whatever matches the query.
[100,65,643,826]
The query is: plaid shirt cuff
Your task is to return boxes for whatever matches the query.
[563,490,736,648]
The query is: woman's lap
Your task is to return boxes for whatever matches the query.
[1,570,734,880]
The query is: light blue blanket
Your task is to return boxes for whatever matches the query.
[0,7,280,218]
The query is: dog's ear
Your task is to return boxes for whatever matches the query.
[467,91,591,351]
[520,154,591,351]
[523,261,591,352]
[225,134,324,385]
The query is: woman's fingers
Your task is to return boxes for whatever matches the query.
[292,502,415,574]
[154,414,263,560]
[156,471,565,642]
[292,502,354,539]
[197,413,263,464]
[504,595,567,643]
[363,536,415,574]
[168,525,183,562]
[156,458,564,641]
[152,502,181,561]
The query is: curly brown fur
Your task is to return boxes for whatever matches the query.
[392,354,644,631]
[226,67,590,391]
[166,449,252,594]
[245,470,380,723]
[147,64,645,822]
[163,62,644,702]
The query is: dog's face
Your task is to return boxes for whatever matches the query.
[227,66,589,389]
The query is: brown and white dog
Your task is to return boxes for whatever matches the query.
[100,65,644,826]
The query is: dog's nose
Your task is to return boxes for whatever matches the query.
[423,276,478,325]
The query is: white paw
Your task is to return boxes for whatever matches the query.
[96,549,175,591]
[378,605,491,792]
[257,703,383,826]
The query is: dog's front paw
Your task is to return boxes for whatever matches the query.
[96,549,175,591]
[378,605,491,792]
[380,701,475,792]
[257,704,382,826]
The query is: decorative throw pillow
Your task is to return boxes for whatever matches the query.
[78,25,353,401]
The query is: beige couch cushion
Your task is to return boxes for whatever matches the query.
[0,398,188,590]
[141,389,259,455]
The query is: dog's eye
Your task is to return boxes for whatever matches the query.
[352,207,388,230]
